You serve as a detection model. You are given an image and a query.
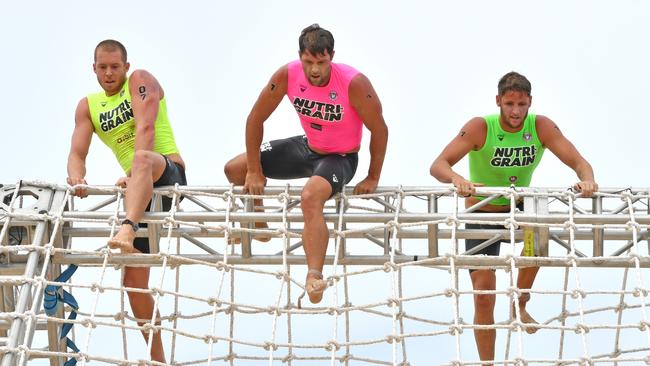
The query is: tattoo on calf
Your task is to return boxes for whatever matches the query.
[138,85,147,101]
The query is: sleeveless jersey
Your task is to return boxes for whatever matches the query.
[87,78,179,173]
[286,60,362,153]
[469,114,545,205]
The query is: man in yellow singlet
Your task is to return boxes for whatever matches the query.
[67,39,185,363]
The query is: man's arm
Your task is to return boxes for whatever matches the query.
[536,115,597,196]
[243,65,288,195]
[128,69,163,154]
[67,98,94,197]
[349,74,388,195]
[429,118,486,196]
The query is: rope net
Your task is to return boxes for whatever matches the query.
[0,181,649,365]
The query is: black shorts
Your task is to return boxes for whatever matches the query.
[465,202,523,272]
[133,155,187,254]
[260,135,358,195]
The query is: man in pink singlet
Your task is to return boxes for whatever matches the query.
[224,24,389,304]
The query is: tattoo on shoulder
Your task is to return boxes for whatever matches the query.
[460,131,466,137]
[554,123,560,131]
[270,83,276,91]
[138,85,147,101]
[366,94,373,99]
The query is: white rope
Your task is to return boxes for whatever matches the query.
[5,183,650,365]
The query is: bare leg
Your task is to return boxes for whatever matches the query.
[514,263,540,334]
[108,150,166,253]
[223,153,271,243]
[471,269,497,365]
[300,176,331,303]
[124,265,165,363]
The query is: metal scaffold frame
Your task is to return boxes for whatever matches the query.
[0,181,649,365]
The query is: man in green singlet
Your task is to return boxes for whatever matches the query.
[430,72,597,365]
[67,39,185,363]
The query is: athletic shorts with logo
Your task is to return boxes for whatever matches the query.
[260,135,358,195]
[133,155,187,254]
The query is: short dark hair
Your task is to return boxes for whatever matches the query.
[498,72,531,96]
[94,39,127,63]
[298,24,334,56]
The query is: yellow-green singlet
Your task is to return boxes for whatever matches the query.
[86,78,179,173]
[468,114,545,205]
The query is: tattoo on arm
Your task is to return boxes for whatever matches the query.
[460,131,466,137]
[366,94,373,99]
[270,83,276,91]
[138,85,147,101]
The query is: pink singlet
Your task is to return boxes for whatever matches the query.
[286,60,363,153]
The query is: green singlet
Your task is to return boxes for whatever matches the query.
[87,78,179,173]
[468,114,545,205]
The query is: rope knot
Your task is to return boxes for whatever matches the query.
[90,282,104,293]
[513,357,528,366]
[114,311,128,321]
[614,302,628,314]
[267,307,281,316]
[333,230,346,238]
[282,353,296,362]
[509,319,525,332]
[339,354,353,363]
[571,289,586,299]
[445,216,458,227]
[382,262,398,273]
[626,220,641,231]
[82,318,96,329]
[563,221,577,230]
[503,218,519,230]
[639,320,650,331]
[202,334,217,344]
[150,287,163,297]
[385,334,403,343]
[277,192,291,204]
[225,305,237,315]
[263,341,278,351]
[448,324,463,335]
[141,322,157,333]
[207,297,222,307]
[325,340,340,351]
[443,288,458,298]
[574,323,590,334]
[223,353,236,362]
[386,298,401,307]
[634,287,649,297]
[558,310,570,321]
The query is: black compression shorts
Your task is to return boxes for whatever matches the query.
[465,202,523,272]
[133,155,187,254]
[260,135,358,195]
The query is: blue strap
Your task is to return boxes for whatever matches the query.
[43,265,80,363]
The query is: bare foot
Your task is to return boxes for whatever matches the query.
[228,222,272,244]
[306,271,327,304]
[108,225,136,253]
[513,305,539,334]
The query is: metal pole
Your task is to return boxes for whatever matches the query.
[1,221,47,366]
[593,196,604,256]
[427,194,439,258]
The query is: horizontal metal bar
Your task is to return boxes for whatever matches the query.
[61,227,648,242]
[51,253,650,268]
[57,210,650,226]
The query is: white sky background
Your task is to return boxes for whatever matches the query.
[2,0,650,364]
